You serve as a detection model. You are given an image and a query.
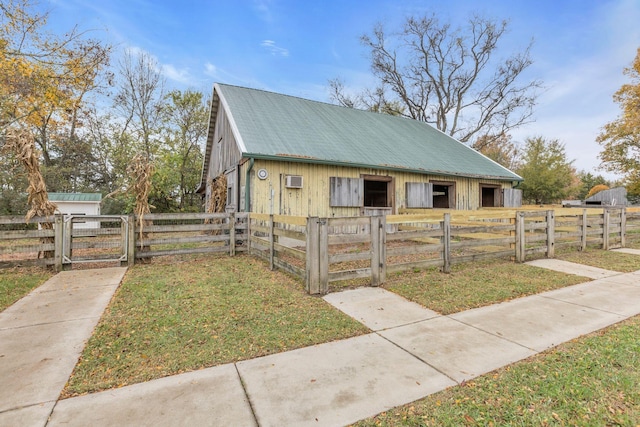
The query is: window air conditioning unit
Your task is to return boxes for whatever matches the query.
[285,175,303,189]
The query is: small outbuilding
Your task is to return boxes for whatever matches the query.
[585,187,627,206]
[198,84,523,216]
[47,192,102,229]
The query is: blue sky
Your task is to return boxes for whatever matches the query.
[44,0,640,180]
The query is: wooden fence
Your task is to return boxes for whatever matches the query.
[2,208,640,295]
[0,213,248,269]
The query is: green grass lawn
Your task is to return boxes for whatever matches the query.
[384,259,586,315]
[354,315,640,427]
[555,248,640,273]
[62,245,640,415]
[62,254,369,397]
[0,266,54,311]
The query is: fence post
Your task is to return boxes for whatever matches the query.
[380,215,387,284]
[515,212,525,262]
[370,216,387,286]
[127,214,135,266]
[319,218,329,294]
[246,214,252,255]
[546,210,555,258]
[621,208,626,248]
[229,213,236,256]
[54,214,63,272]
[603,209,610,250]
[580,209,587,251]
[442,213,451,273]
[268,214,275,270]
[306,217,320,294]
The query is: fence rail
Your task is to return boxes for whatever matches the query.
[1,208,639,294]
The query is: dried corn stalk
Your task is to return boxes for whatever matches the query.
[3,128,58,222]
[205,174,227,234]
[2,128,57,258]
[127,153,154,244]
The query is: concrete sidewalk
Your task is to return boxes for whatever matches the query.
[0,267,127,427]
[39,259,640,427]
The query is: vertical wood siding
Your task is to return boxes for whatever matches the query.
[238,160,515,216]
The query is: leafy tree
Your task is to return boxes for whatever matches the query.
[597,48,640,198]
[329,14,542,147]
[576,171,609,200]
[0,0,110,216]
[156,90,207,211]
[472,134,520,170]
[517,137,577,204]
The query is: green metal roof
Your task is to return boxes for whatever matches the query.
[213,84,522,181]
[47,193,102,202]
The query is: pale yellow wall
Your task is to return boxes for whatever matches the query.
[240,159,513,216]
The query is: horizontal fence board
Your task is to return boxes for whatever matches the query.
[525,246,548,256]
[68,255,122,262]
[328,234,371,245]
[71,241,122,250]
[142,213,231,221]
[451,249,514,264]
[386,244,442,257]
[71,228,121,237]
[0,258,54,268]
[329,251,372,264]
[329,268,372,282]
[0,215,55,225]
[387,258,443,273]
[139,223,228,233]
[273,214,307,226]
[328,217,371,227]
[450,237,512,249]
[274,243,305,261]
[0,229,55,240]
[451,224,513,234]
[0,243,55,254]
[136,246,230,258]
[526,234,549,243]
[273,228,306,242]
[138,235,230,246]
[273,258,305,278]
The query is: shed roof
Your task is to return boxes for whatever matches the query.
[48,193,102,202]
[202,84,521,188]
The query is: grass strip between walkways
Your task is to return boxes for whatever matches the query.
[556,248,640,273]
[383,260,586,315]
[0,266,54,311]
[62,254,369,397]
[354,315,640,426]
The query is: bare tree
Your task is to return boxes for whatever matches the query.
[330,14,542,147]
[114,50,165,160]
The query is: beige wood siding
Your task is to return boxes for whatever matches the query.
[240,160,514,216]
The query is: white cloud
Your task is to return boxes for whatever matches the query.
[161,64,192,85]
[261,40,289,57]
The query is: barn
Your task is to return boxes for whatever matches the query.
[197,84,523,217]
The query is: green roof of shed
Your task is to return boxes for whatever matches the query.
[48,193,102,202]
[212,84,521,181]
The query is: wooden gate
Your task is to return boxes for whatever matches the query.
[61,215,131,267]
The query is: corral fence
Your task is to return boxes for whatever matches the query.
[1,207,639,294]
[0,213,248,270]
